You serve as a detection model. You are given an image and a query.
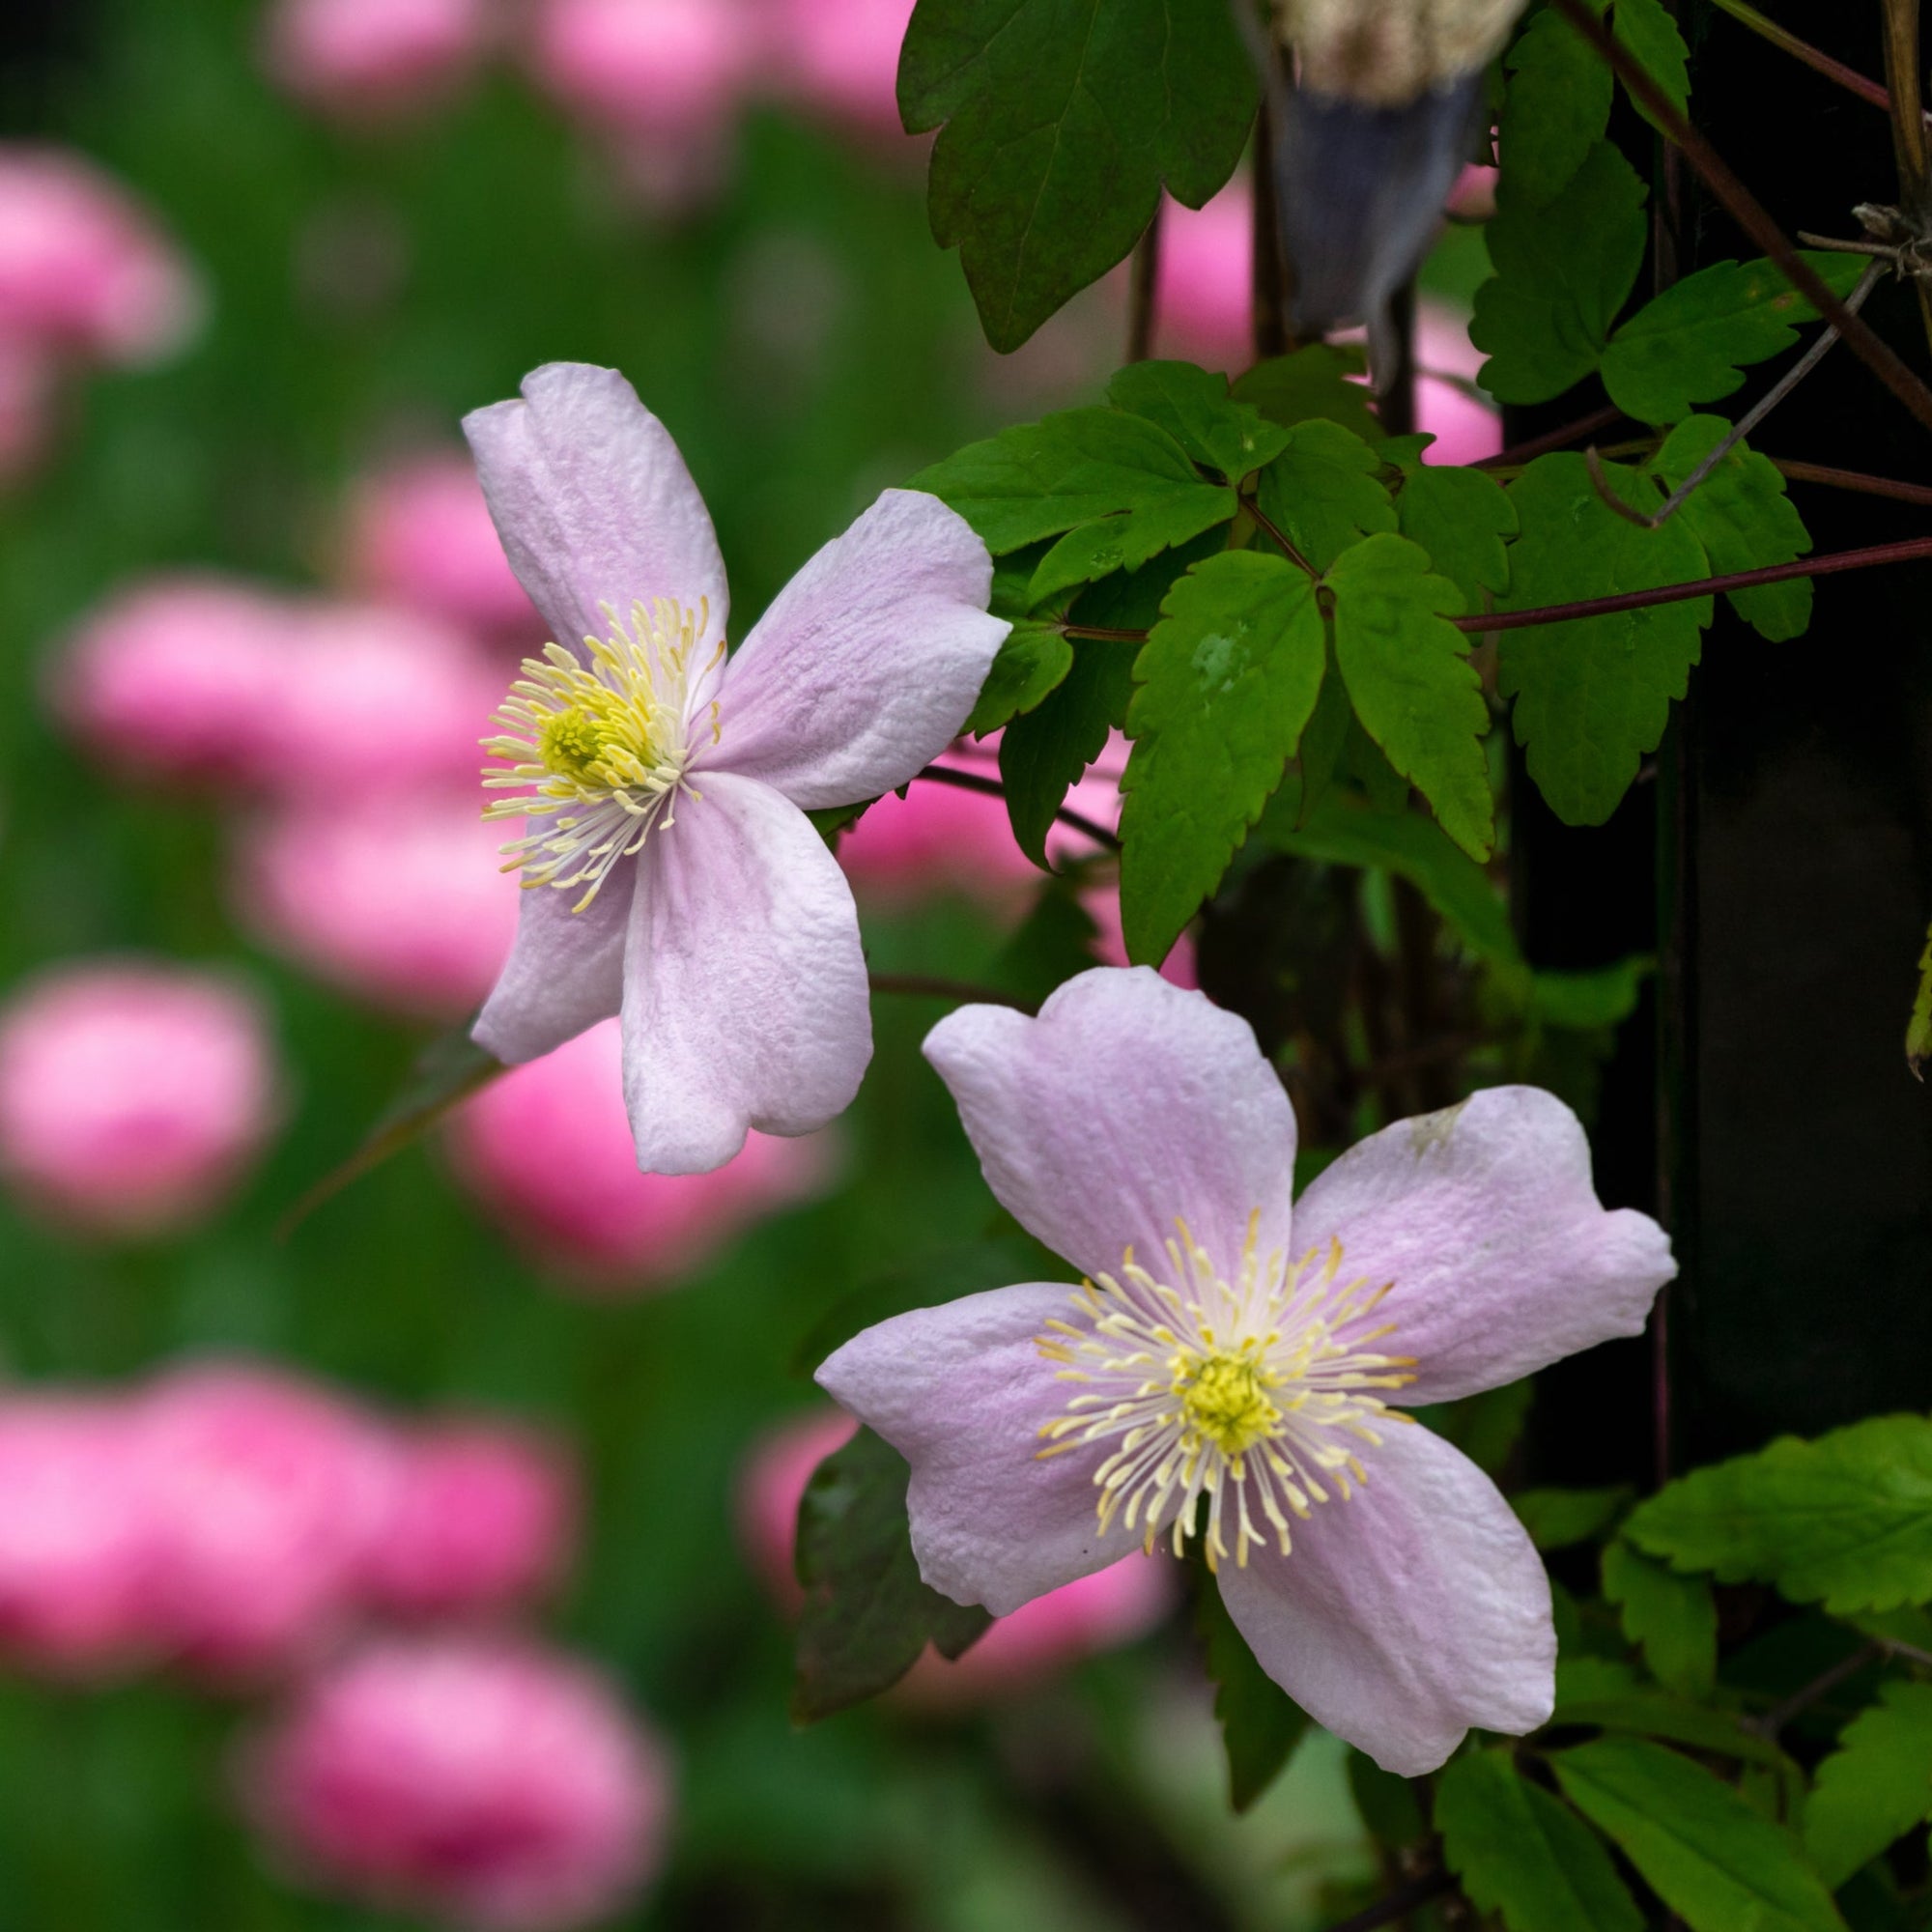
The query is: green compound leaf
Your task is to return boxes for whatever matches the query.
[1436,1748,1643,1932]
[1515,1485,1634,1550]
[793,1426,990,1721]
[1327,533,1493,860]
[999,632,1134,865]
[1910,919,1932,1077]
[1194,1571,1309,1811]
[1253,419,1398,571]
[1651,415,1814,640]
[1602,252,1869,425]
[1472,141,1649,406]
[1804,1681,1932,1889]
[1108,359,1293,479]
[1552,1738,1848,1932]
[1602,1536,1718,1698]
[1232,343,1383,442]
[1120,551,1326,965]
[966,618,1075,735]
[899,0,1255,353]
[1623,1413,1932,1616]
[1610,0,1690,133]
[1498,452,1711,827]
[1392,452,1519,606]
[1497,4,1614,210]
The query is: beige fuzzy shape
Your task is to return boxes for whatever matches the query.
[1274,0,1527,106]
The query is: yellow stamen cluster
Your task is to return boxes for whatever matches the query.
[1037,1214,1415,1572]
[482,596,725,911]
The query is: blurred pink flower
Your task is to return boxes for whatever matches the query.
[0,145,202,366]
[1416,299,1502,466]
[234,794,520,1019]
[135,1363,399,1680]
[0,1396,156,1673]
[1153,181,1251,373]
[341,451,539,639]
[445,1019,833,1284]
[1083,884,1198,990]
[366,1423,575,1620]
[0,336,52,486]
[0,962,280,1237]
[50,576,297,790]
[733,1407,855,1607]
[835,770,1036,911]
[244,1634,670,1931]
[762,0,913,136]
[264,0,490,119]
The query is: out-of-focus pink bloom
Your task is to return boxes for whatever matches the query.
[0,146,202,366]
[1417,300,1501,466]
[244,1634,670,1931]
[342,452,538,639]
[445,1019,833,1284]
[0,1396,156,1673]
[50,576,296,790]
[135,1363,399,1679]
[1448,163,1497,220]
[0,963,280,1237]
[762,0,914,137]
[366,1424,574,1620]
[234,795,520,1019]
[734,1408,856,1607]
[1083,884,1198,989]
[265,0,490,118]
[0,337,52,485]
[836,770,1036,911]
[1153,180,1251,373]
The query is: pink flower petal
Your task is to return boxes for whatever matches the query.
[1215,1421,1553,1776]
[473,873,631,1065]
[922,967,1296,1282]
[707,489,1007,810]
[462,362,727,658]
[817,1282,1149,1616]
[621,771,869,1174]
[1291,1086,1674,1404]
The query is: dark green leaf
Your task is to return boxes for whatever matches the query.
[1651,414,1813,640]
[1231,344,1383,442]
[1350,1750,1428,1846]
[1602,253,1868,425]
[1254,418,1397,571]
[1498,452,1711,825]
[1515,1486,1634,1550]
[793,1427,991,1720]
[1603,1537,1718,1697]
[1108,359,1293,479]
[1417,1378,1535,1478]
[1910,920,1932,1077]
[1551,1681,1808,1800]
[1346,716,1413,815]
[1551,1737,1847,1932]
[1498,5,1614,210]
[808,799,871,845]
[1194,1571,1309,1809]
[1436,1748,1643,1932]
[899,0,1256,351]
[992,878,1103,1004]
[1804,1682,1932,1888]
[1624,1414,1932,1615]
[999,632,1136,865]
[1610,0,1690,133]
[1393,454,1519,606]
[1526,958,1651,1029]
[965,618,1075,735]
[1472,142,1649,405]
[1120,551,1326,963]
[1285,634,1353,825]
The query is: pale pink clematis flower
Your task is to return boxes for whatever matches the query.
[465,362,1007,1174]
[0,963,281,1236]
[264,0,490,120]
[817,967,1675,1774]
[243,1634,670,1930]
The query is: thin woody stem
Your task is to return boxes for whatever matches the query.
[1774,456,1932,508]
[1242,495,1319,576]
[1549,0,1932,440]
[1126,203,1162,363]
[1706,0,1898,114]
[1752,1640,1879,1739]
[1473,404,1629,471]
[914,762,1121,850]
[868,973,1037,1014]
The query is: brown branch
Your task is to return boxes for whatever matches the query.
[1242,494,1319,576]
[1774,457,1932,508]
[869,974,1037,1014]
[1473,404,1629,471]
[1549,0,1932,440]
[1127,202,1163,364]
[915,762,1121,850]
[1061,623,1151,641]
[1752,1640,1879,1740]
[1707,0,1896,113]
[1457,533,1932,633]
[1323,1867,1457,1932]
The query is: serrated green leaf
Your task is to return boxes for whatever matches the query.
[1552,1738,1847,1932]
[1286,636,1352,825]
[1436,1749,1643,1932]
[1498,5,1614,210]
[966,619,1075,735]
[1498,452,1711,826]
[1254,418,1397,571]
[1515,1486,1634,1550]
[1603,1537,1718,1697]
[1194,1570,1309,1809]
[1909,919,1932,1077]
[900,0,1255,351]
[1602,253,1868,425]
[1346,715,1413,814]
[1231,344,1383,442]
[1119,552,1326,963]
[908,409,1236,590]
[1624,1414,1932,1616]
[1327,533,1493,860]
[991,877,1103,1004]
[1108,359,1293,479]
[1804,1682,1932,1888]
[1610,0,1690,132]
[1393,456,1519,606]
[1418,1378,1535,1478]
[793,1426,990,1720]
[1550,1680,1809,1800]
[1472,142,1648,405]
[1651,414,1814,640]
[1350,1750,1428,1846]
[999,632,1135,865]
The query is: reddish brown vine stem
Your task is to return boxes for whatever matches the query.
[1473,404,1628,471]
[914,762,1121,850]
[1548,0,1932,439]
[1775,457,1932,509]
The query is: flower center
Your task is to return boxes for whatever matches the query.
[482,596,725,912]
[1036,1214,1416,1572]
